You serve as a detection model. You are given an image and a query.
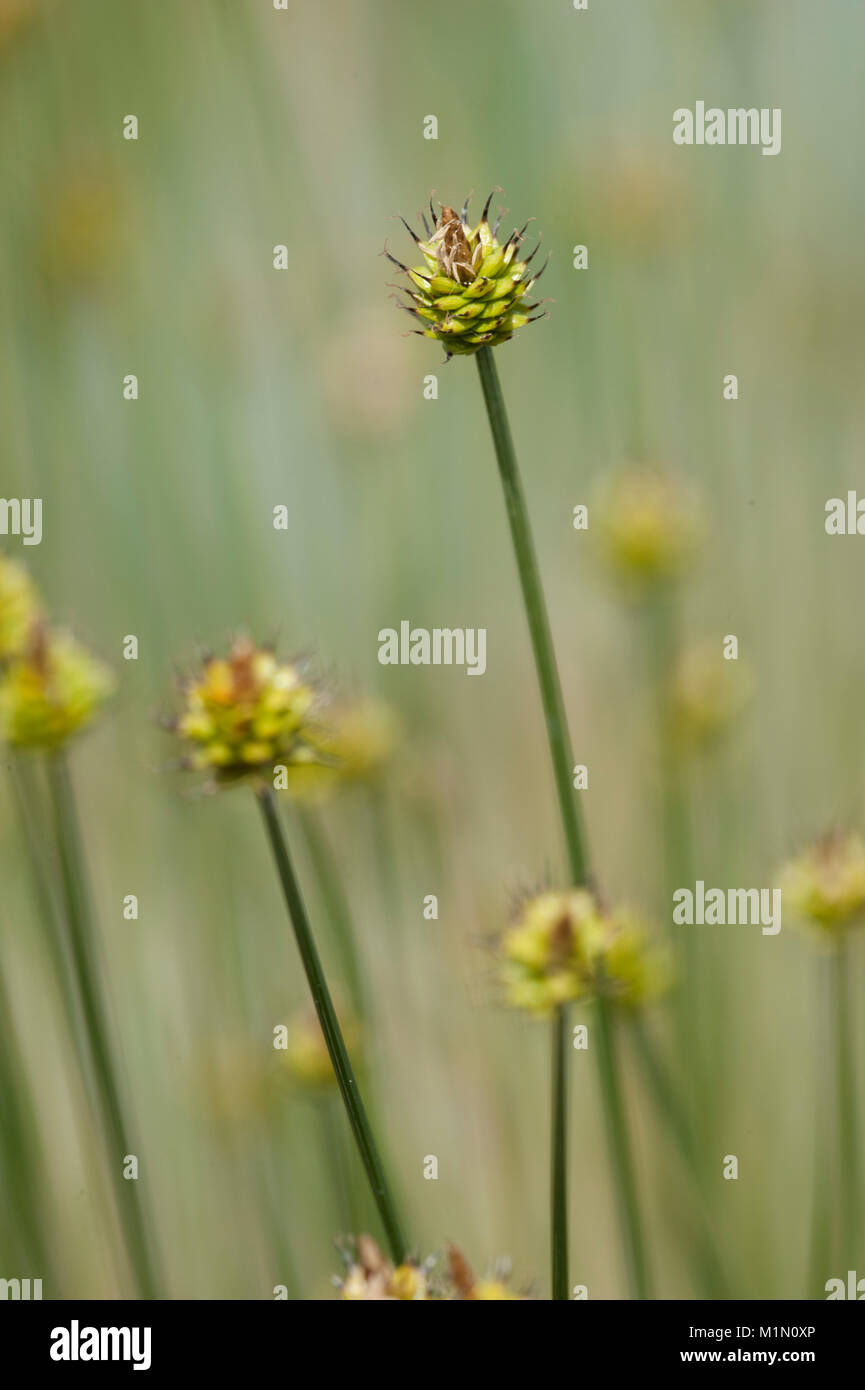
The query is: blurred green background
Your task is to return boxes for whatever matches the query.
[1,0,864,1298]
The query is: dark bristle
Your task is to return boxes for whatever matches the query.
[461,191,473,222]
[420,212,431,238]
[481,187,500,222]
[398,215,422,244]
[530,251,551,284]
[380,239,411,273]
[522,234,543,266]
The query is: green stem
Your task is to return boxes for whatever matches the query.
[46,752,159,1300]
[629,1016,732,1298]
[808,954,834,1295]
[551,1004,569,1299]
[476,344,651,1299]
[256,786,407,1263]
[835,937,861,1267]
[297,808,366,1017]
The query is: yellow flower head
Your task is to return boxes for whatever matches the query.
[197,1037,273,1139]
[173,638,321,784]
[0,556,41,661]
[601,915,672,1011]
[277,1002,360,1092]
[337,1236,429,1301]
[387,190,548,360]
[780,832,865,937]
[593,467,702,594]
[669,642,751,749]
[500,890,605,1015]
[279,696,399,803]
[0,623,114,749]
[445,1245,523,1300]
[500,889,668,1015]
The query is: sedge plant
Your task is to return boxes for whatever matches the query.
[168,636,407,1264]
[388,191,652,1299]
[0,593,159,1298]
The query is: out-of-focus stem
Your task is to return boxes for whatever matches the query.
[46,751,159,1299]
[476,344,651,1300]
[257,786,407,1264]
[835,937,861,1267]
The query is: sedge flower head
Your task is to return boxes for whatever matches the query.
[500,889,668,1016]
[279,696,399,803]
[445,1245,523,1300]
[669,642,751,749]
[336,1236,430,1301]
[386,190,548,360]
[780,832,865,938]
[0,622,114,749]
[593,467,702,595]
[277,1001,360,1092]
[172,638,322,785]
[0,556,42,660]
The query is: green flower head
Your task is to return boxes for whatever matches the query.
[780,832,865,938]
[385,190,549,359]
[499,889,669,1016]
[0,623,114,750]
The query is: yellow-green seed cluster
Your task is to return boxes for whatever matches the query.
[500,889,669,1015]
[780,832,865,937]
[174,638,321,782]
[592,467,702,594]
[0,557,114,750]
[390,193,546,357]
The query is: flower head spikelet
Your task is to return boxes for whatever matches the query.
[780,831,865,939]
[385,189,549,359]
[170,636,325,786]
[0,555,42,662]
[334,1236,431,1301]
[499,888,669,1016]
[0,620,114,750]
[592,467,703,596]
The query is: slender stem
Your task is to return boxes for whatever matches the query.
[297,808,366,1017]
[809,953,834,1294]
[256,786,407,1263]
[629,1016,732,1298]
[551,1004,569,1299]
[46,752,159,1300]
[835,938,861,1267]
[476,347,588,886]
[476,344,651,1299]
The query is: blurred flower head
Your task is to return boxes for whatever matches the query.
[38,165,125,295]
[196,1037,273,1140]
[279,695,399,804]
[445,1244,523,1300]
[669,641,751,750]
[277,1000,360,1092]
[0,622,114,749]
[171,638,323,786]
[593,467,702,596]
[499,888,668,1016]
[0,555,42,661]
[780,832,865,938]
[386,190,548,359]
[335,1236,430,1301]
[0,0,37,58]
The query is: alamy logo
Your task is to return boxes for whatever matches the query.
[0,1277,42,1299]
[826,1271,865,1299]
[378,621,486,676]
[673,880,781,935]
[50,1321,151,1371]
[673,103,781,156]
[0,497,42,545]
